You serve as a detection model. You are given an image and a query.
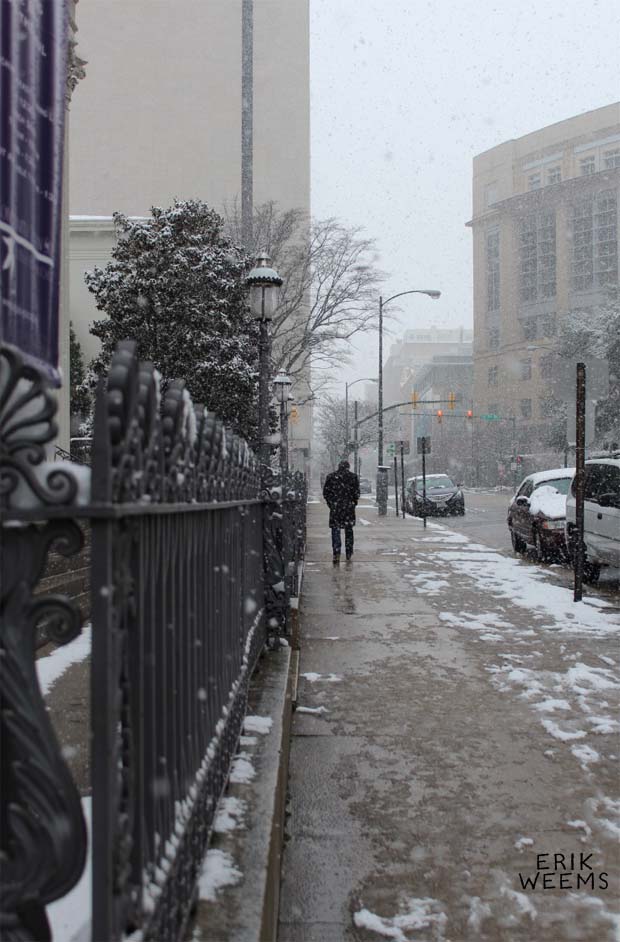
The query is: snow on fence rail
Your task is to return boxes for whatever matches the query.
[0,340,306,942]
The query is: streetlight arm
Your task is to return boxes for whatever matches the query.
[382,289,441,307]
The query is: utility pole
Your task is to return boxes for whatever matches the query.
[574,362,586,603]
[378,295,384,466]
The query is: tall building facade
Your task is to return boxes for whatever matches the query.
[469,103,620,456]
[68,0,311,468]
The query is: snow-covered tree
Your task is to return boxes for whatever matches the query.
[558,289,620,447]
[69,323,91,420]
[541,288,620,450]
[85,200,259,441]
[226,201,385,394]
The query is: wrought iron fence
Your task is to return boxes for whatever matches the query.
[0,340,307,941]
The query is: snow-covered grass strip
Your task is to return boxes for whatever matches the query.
[296,705,329,716]
[140,607,263,915]
[36,624,92,696]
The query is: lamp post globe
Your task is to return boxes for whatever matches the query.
[273,370,292,404]
[246,253,283,321]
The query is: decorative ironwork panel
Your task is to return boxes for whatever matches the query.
[0,343,88,942]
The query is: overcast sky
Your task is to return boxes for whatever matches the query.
[309,0,620,389]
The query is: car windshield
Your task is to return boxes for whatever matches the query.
[416,475,454,490]
[535,477,571,495]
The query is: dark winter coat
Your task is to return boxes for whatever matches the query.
[322,468,360,528]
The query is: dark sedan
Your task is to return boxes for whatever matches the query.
[405,474,465,516]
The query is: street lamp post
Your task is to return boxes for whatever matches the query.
[273,370,292,473]
[245,253,283,477]
[377,289,440,514]
[345,377,377,457]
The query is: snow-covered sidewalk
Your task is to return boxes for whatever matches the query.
[280,502,620,942]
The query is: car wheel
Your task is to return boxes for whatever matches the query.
[583,560,601,584]
[510,528,526,554]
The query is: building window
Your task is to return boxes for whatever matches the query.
[539,396,560,418]
[572,198,594,290]
[572,191,618,290]
[488,366,498,386]
[519,211,556,303]
[580,155,596,176]
[520,358,532,381]
[540,313,556,337]
[528,173,541,190]
[595,191,618,287]
[484,182,498,207]
[520,398,532,419]
[488,326,500,350]
[603,148,620,169]
[486,229,500,312]
[547,166,561,185]
[540,355,554,379]
[522,319,537,340]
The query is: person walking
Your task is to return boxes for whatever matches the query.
[322,460,360,563]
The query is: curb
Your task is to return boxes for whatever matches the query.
[191,644,295,942]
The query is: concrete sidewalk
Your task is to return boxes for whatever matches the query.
[278,502,619,942]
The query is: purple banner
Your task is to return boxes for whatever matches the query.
[1,0,69,381]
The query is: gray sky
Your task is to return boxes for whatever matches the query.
[309,0,620,389]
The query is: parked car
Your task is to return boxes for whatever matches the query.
[508,468,574,561]
[565,454,620,582]
[405,473,465,516]
[359,477,372,494]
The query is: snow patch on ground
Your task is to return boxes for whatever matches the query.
[198,848,242,901]
[296,705,329,715]
[229,754,255,784]
[213,797,246,833]
[514,836,534,851]
[37,624,92,696]
[353,897,447,941]
[359,517,372,526]
[243,715,273,735]
[300,671,342,683]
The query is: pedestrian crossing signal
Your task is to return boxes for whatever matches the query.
[436,409,443,424]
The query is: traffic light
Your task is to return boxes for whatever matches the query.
[466,409,473,420]
[436,409,443,425]
[516,455,523,466]
[448,391,456,410]
[411,390,419,407]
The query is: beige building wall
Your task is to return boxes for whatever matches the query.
[69,0,311,463]
[469,103,620,457]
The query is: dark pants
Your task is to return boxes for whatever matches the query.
[331,526,354,556]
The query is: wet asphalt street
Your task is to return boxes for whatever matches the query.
[278,499,620,942]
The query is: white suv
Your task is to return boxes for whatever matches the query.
[565,455,620,582]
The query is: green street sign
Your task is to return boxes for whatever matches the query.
[480,413,500,421]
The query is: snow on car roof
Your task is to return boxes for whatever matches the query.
[522,467,575,486]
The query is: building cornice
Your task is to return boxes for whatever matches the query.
[467,165,620,228]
